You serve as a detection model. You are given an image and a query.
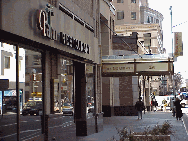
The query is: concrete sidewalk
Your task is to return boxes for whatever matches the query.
[76,111,188,141]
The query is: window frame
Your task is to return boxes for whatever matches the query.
[131,12,136,20]
[4,56,10,69]
[117,0,124,3]
[117,11,124,20]
[131,0,136,3]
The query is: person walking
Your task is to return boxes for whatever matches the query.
[135,97,144,119]
[174,97,183,120]
[163,102,167,112]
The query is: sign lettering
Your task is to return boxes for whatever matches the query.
[36,4,90,54]
[60,32,90,54]
[37,5,57,40]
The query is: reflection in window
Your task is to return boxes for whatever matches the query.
[86,64,94,117]
[60,58,73,114]
[4,56,10,69]
[33,55,41,65]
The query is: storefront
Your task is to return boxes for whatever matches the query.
[0,0,101,140]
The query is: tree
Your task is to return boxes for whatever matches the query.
[173,73,183,91]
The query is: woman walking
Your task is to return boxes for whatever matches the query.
[174,98,183,120]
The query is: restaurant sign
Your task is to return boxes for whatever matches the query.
[37,4,90,54]
[102,64,134,73]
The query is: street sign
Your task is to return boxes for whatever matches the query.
[174,32,183,57]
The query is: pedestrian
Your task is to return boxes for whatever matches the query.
[153,100,158,112]
[135,97,144,119]
[174,97,183,120]
[163,102,167,112]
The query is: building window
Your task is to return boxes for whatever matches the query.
[112,20,115,35]
[5,56,10,69]
[117,0,124,3]
[156,19,159,23]
[147,16,150,23]
[131,12,136,20]
[131,0,136,3]
[151,16,153,23]
[117,11,124,20]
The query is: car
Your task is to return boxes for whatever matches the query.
[180,99,188,108]
[87,103,94,113]
[62,103,74,116]
[22,101,42,116]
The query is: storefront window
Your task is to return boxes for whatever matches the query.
[86,64,95,117]
[0,42,18,140]
[60,58,74,116]
[20,48,43,140]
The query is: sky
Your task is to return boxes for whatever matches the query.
[148,0,188,86]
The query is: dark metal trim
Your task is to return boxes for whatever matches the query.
[16,45,20,141]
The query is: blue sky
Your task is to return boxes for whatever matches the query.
[148,0,188,83]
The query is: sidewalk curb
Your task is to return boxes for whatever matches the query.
[182,114,188,136]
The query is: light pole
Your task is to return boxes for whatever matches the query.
[169,6,176,98]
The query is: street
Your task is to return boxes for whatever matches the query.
[0,114,74,141]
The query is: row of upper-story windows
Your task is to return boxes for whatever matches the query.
[117,0,136,3]
[117,11,136,20]
[147,16,160,24]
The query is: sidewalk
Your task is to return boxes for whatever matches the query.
[76,111,188,141]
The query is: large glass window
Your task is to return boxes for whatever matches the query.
[20,49,43,140]
[60,58,74,116]
[86,64,95,118]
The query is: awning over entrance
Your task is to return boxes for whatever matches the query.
[102,54,173,77]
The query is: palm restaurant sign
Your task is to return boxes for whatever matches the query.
[37,4,90,54]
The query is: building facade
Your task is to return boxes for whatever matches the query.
[107,0,164,112]
[0,0,115,140]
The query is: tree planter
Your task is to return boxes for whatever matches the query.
[131,135,171,141]
[115,121,173,141]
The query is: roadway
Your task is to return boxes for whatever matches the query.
[0,113,74,141]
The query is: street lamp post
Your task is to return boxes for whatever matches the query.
[169,6,176,98]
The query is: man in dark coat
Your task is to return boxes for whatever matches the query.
[135,97,144,119]
[174,98,183,120]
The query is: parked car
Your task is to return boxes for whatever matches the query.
[22,101,42,116]
[87,103,94,113]
[62,103,74,116]
[180,99,188,108]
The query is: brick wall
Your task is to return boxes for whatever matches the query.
[119,76,133,106]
